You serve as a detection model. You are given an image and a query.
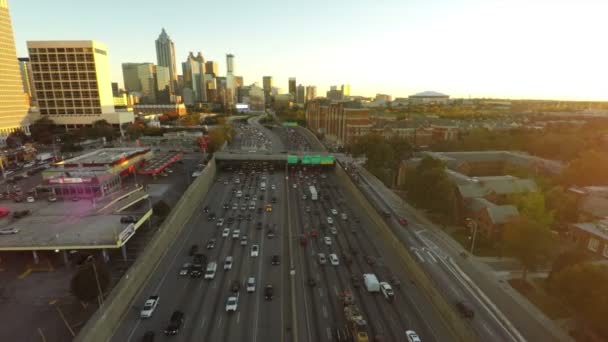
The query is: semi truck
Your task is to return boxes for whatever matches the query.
[363,273,380,293]
[309,186,318,201]
[337,291,369,342]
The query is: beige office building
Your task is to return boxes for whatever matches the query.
[0,0,30,137]
[27,40,133,128]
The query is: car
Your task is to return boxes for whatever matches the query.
[329,253,339,266]
[164,311,184,335]
[240,236,248,246]
[271,197,277,204]
[140,296,160,318]
[351,274,361,288]
[216,218,224,227]
[310,229,319,238]
[271,184,276,190]
[364,255,376,265]
[227,216,235,224]
[302,194,307,200]
[206,239,216,249]
[305,206,311,213]
[222,228,230,237]
[266,228,275,239]
[406,330,421,342]
[340,213,348,221]
[47,195,57,202]
[142,331,155,342]
[399,217,408,226]
[251,244,259,257]
[330,227,338,235]
[193,253,207,265]
[203,206,209,213]
[292,184,297,189]
[204,262,217,279]
[380,282,395,302]
[324,236,332,246]
[189,244,199,256]
[225,296,238,312]
[236,214,243,221]
[26,196,35,203]
[455,301,475,318]
[246,213,253,221]
[232,203,238,210]
[179,263,191,276]
[265,204,272,212]
[327,217,334,225]
[236,190,242,198]
[0,227,19,235]
[247,277,256,292]
[271,255,280,265]
[207,213,216,221]
[331,208,338,215]
[307,277,317,287]
[318,253,327,265]
[264,285,274,300]
[232,229,240,239]
[121,216,138,223]
[223,203,229,209]
[231,280,241,292]
[255,222,262,230]
[224,256,233,270]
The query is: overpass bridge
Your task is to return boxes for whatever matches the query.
[214,151,336,168]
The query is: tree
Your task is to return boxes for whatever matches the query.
[70,259,111,302]
[548,248,588,281]
[544,186,579,223]
[153,200,171,217]
[508,191,553,228]
[30,117,56,144]
[547,263,608,338]
[6,129,28,148]
[182,113,201,127]
[502,218,554,280]
[387,136,413,167]
[562,150,608,186]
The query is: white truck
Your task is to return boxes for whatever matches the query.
[36,152,53,163]
[140,295,159,318]
[309,186,318,201]
[363,273,380,293]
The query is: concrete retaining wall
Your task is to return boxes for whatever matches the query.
[334,163,478,342]
[75,158,218,342]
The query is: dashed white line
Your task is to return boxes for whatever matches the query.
[200,316,206,328]
[326,327,332,340]
[318,287,324,297]
[236,312,240,324]
[217,316,223,328]
[333,286,338,296]
[426,249,437,263]
[322,305,328,318]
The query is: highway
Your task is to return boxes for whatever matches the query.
[111,120,455,342]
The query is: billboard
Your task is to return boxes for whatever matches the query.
[236,103,250,111]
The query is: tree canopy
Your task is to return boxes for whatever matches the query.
[561,150,608,186]
[70,260,111,303]
[502,217,554,280]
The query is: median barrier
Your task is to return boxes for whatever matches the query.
[75,158,217,342]
[334,163,478,342]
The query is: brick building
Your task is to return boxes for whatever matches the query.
[305,99,372,146]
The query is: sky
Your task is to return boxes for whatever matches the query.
[9,0,608,101]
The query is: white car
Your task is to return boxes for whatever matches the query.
[236,191,242,198]
[330,227,338,235]
[216,218,224,227]
[226,296,238,312]
[330,209,338,215]
[317,253,327,265]
[246,277,256,292]
[271,184,276,190]
[140,296,159,318]
[250,244,259,257]
[26,196,35,203]
[329,253,339,266]
[232,203,238,210]
[179,263,191,276]
[232,229,240,239]
[222,228,230,238]
[327,217,334,225]
[224,256,233,270]
[292,184,297,189]
[240,236,248,246]
[0,227,19,235]
[324,236,332,246]
[380,282,395,302]
[406,330,421,342]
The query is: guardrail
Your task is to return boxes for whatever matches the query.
[334,163,478,342]
[75,158,217,342]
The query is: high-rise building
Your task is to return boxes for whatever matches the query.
[234,76,244,89]
[0,1,30,136]
[327,85,343,101]
[205,61,218,76]
[341,84,351,97]
[155,28,177,93]
[288,77,296,98]
[18,57,35,107]
[111,82,119,96]
[296,84,305,105]
[182,52,206,104]
[306,85,317,102]
[121,62,157,104]
[262,76,273,105]
[156,66,170,103]
[226,54,234,74]
[28,40,133,127]
[225,54,236,106]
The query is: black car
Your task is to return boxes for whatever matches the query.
[258,194,264,200]
[246,214,252,221]
[456,301,475,318]
[203,206,210,213]
[223,203,229,209]
[307,277,317,287]
[271,255,280,265]
[142,331,155,342]
[231,280,241,292]
[164,311,184,335]
[264,285,274,300]
[271,197,277,204]
[206,239,216,249]
[227,217,235,224]
[120,216,138,223]
[351,274,361,288]
[207,213,216,221]
[189,244,199,256]
[267,229,275,239]
[193,253,207,265]
[257,207,263,214]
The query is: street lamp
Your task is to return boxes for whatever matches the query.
[465,218,478,255]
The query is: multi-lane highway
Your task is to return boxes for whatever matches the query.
[111,120,456,342]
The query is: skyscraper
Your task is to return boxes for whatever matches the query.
[121,62,158,104]
[226,54,236,106]
[341,84,351,97]
[288,77,296,98]
[226,54,235,74]
[296,84,305,105]
[155,28,177,94]
[0,0,30,136]
[263,76,273,104]
[28,40,132,126]
[205,61,218,76]
[18,57,35,107]
[182,52,206,105]
[305,85,317,102]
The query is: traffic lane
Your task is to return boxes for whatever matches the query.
[111,181,222,342]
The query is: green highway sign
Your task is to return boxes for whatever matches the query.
[287,155,298,164]
[282,122,298,127]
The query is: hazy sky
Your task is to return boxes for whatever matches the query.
[9,0,608,101]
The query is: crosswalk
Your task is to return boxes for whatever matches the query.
[409,247,440,264]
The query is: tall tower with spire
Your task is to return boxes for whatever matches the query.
[155,28,177,94]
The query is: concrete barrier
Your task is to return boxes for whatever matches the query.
[334,163,478,342]
[75,158,217,342]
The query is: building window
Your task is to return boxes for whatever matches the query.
[603,244,608,258]
[588,238,600,252]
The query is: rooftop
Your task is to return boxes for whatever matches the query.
[410,91,449,98]
[572,222,608,241]
[60,147,150,166]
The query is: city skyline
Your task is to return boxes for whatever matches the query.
[9,0,608,101]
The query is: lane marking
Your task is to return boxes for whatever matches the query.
[200,316,206,328]
[425,250,437,263]
[217,316,223,328]
[318,288,324,297]
[326,327,332,341]
[322,305,328,318]
[237,312,240,324]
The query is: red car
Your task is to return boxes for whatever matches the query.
[309,229,319,238]
[299,235,308,247]
[398,217,408,226]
